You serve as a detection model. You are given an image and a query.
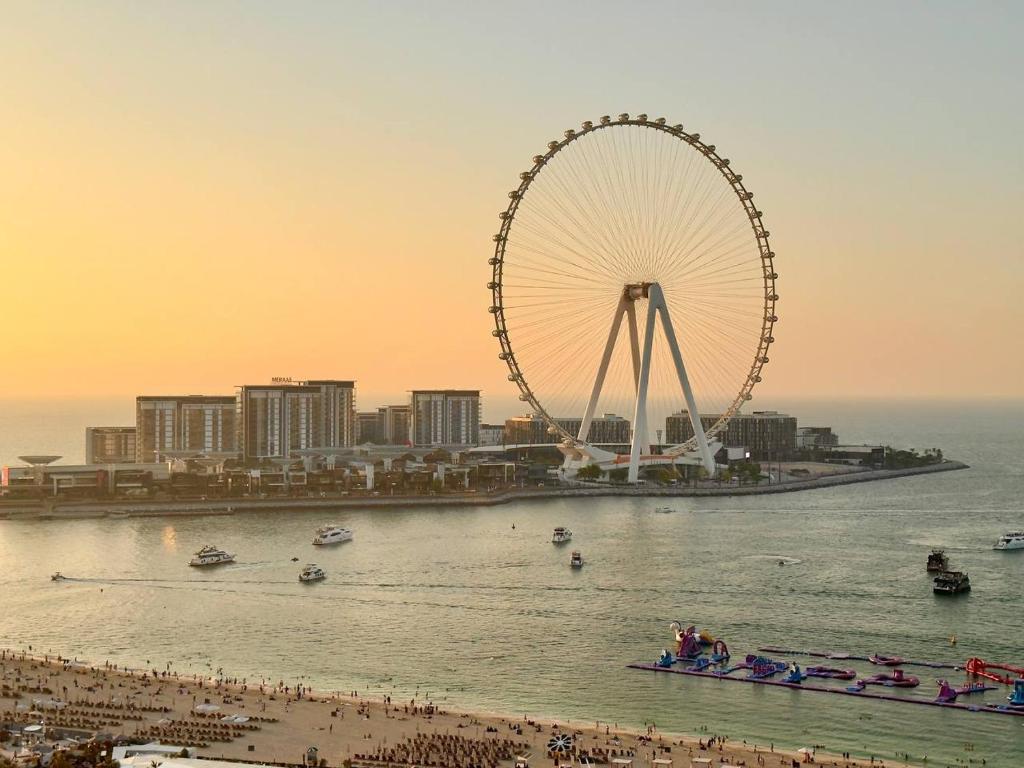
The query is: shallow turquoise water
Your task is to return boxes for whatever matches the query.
[2,401,1023,766]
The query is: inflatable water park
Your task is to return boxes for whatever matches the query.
[628,623,1024,718]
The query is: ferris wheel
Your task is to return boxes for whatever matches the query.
[488,113,777,481]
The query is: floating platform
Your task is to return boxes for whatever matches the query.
[627,663,1024,718]
[757,646,960,670]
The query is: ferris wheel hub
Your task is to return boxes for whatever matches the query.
[624,282,653,301]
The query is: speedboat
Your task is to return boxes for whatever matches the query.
[551,527,573,544]
[654,506,675,514]
[51,572,65,581]
[188,545,235,567]
[933,570,971,594]
[993,531,1024,551]
[313,525,354,545]
[299,564,326,582]
[570,551,584,568]
[926,549,948,572]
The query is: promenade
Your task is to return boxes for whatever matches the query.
[0,462,968,521]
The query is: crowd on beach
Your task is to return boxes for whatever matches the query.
[1,647,985,768]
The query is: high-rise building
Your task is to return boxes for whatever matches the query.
[380,404,411,446]
[136,396,238,462]
[239,379,355,461]
[410,390,481,447]
[86,427,137,464]
[504,414,631,445]
[478,424,505,446]
[665,410,797,460]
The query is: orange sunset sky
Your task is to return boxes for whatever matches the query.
[1,2,1022,417]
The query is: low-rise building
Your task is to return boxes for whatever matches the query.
[665,410,797,461]
[85,426,137,464]
[503,413,631,445]
[797,426,840,450]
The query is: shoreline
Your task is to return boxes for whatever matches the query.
[0,462,969,521]
[0,647,914,768]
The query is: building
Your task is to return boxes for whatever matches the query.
[410,390,481,446]
[503,413,631,445]
[355,411,382,444]
[478,423,505,446]
[239,379,355,461]
[380,404,411,445]
[136,396,238,463]
[797,426,840,450]
[665,410,797,460]
[85,426,137,464]
[1,461,170,497]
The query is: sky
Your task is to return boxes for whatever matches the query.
[1,1,1022,420]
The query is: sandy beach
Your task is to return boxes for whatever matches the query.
[0,649,912,768]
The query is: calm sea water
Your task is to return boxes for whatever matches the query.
[2,400,1023,766]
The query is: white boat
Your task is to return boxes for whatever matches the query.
[551,526,573,544]
[299,563,326,582]
[51,572,65,581]
[570,551,584,568]
[993,531,1024,550]
[313,525,353,545]
[188,545,235,567]
[654,506,676,514]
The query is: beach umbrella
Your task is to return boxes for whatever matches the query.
[547,735,573,754]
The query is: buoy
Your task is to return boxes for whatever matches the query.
[950,635,957,645]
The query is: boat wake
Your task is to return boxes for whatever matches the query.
[743,555,803,565]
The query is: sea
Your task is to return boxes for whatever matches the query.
[1,398,1023,766]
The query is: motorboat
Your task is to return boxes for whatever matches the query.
[933,570,971,594]
[551,527,573,544]
[570,551,584,568]
[926,549,948,572]
[188,545,235,567]
[993,531,1024,551]
[51,572,65,581]
[313,525,354,545]
[654,506,675,514]
[299,564,326,582]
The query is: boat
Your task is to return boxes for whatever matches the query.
[869,654,905,666]
[654,506,675,514]
[993,531,1024,551]
[313,525,354,545]
[857,669,920,688]
[570,551,584,568]
[299,564,326,582]
[933,570,971,595]
[188,545,235,567]
[50,572,65,581]
[551,527,573,544]
[926,549,948,572]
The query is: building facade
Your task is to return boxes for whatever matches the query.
[665,410,797,460]
[380,404,411,445]
[136,396,238,463]
[478,423,505,446]
[410,390,481,446]
[503,414,631,445]
[86,426,137,464]
[355,411,382,444]
[796,426,840,450]
[239,379,355,461]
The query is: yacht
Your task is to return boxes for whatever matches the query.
[570,551,584,568]
[933,570,971,595]
[313,525,354,545]
[51,572,65,581]
[551,527,573,544]
[654,506,676,514]
[299,564,326,582]
[188,545,236,567]
[993,531,1024,551]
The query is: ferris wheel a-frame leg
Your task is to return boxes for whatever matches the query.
[627,283,717,483]
[577,295,628,443]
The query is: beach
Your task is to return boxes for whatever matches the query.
[1,649,909,768]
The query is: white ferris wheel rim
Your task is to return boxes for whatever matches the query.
[488,113,778,449]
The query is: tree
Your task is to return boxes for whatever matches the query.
[576,464,602,480]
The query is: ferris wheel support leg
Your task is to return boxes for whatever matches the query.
[650,284,717,475]
[626,300,641,392]
[628,296,659,483]
[578,296,628,444]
